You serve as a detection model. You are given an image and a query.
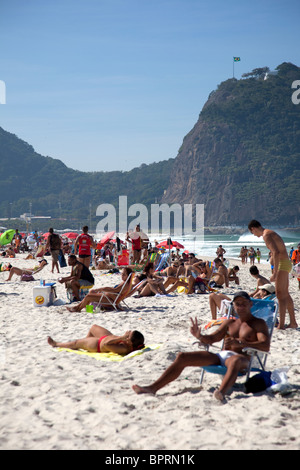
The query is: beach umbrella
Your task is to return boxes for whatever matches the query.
[0,229,15,246]
[42,232,51,239]
[99,231,115,246]
[63,232,78,239]
[157,240,184,249]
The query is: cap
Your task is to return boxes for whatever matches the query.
[259,284,275,294]
[233,291,251,301]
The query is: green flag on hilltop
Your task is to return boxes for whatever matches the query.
[233,57,241,62]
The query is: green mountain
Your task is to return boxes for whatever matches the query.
[1,61,299,231]
[0,126,174,225]
[163,62,300,226]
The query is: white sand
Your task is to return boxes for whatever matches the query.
[0,253,300,450]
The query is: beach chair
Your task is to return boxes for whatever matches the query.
[199,298,278,385]
[94,272,134,311]
[155,252,170,272]
[67,283,94,303]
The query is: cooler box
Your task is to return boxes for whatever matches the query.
[33,284,56,307]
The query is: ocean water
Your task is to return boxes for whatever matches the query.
[150,229,300,264]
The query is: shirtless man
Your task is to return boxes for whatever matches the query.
[249,265,270,297]
[228,266,240,285]
[59,255,94,302]
[248,220,297,329]
[132,291,270,402]
[48,324,144,355]
[216,245,226,262]
[209,258,229,287]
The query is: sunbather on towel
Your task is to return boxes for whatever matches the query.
[133,292,270,402]
[66,266,132,312]
[48,324,144,355]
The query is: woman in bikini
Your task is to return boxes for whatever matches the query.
[48,325,144,355]
[5,259,48,281]
[66,267,132,312]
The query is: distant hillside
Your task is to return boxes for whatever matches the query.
[1,62,299,230]
[163,62,300,226]
[0,126,174,222]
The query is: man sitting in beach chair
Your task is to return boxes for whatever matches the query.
[132,291,270,402]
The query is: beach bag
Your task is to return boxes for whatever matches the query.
[21,273,35,282]
[244,371,272,394]
[58,249,67,268]
[194,277,207,293]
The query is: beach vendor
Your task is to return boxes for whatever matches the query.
[248,220,297,329]
[74,226,95,268]
[48,324,144,355]
[58,254,94,302]
[126,225,142,264]
[46,228,62,274]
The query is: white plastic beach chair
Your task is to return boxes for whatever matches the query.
[199,298,278,385]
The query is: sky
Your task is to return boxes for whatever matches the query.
[0,0,299,172]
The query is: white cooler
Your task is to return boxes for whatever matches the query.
[33,284,56,307]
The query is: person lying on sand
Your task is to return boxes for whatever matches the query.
[66,267,132,312]
[132,291,270,402]
[48,324,144,355]
[5,259,48,281]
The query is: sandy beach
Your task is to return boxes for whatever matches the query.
[0,252,299,450]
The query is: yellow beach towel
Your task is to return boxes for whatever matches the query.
[57,344,162,362]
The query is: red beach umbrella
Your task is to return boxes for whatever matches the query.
[99,231,115,246]
[157,240,184,249]
[63,232,78,239]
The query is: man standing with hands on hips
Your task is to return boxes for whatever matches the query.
[248,220,297,329]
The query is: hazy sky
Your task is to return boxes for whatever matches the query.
[0,0,299,172]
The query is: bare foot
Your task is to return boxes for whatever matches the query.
[47,336,57,347]
[66,305,81,312]
[132,384,156,395]
[286,322,298,329]
[213,389,225,402]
